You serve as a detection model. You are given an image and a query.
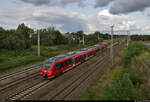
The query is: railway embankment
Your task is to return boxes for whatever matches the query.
[80,42,150,100]
[0,44,106,100]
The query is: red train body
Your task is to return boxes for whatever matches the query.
[40,43,107,79]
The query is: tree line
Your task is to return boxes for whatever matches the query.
[1,23,149,51]
[0,23,112,50]
[131,35,150,41]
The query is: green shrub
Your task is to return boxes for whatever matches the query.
[100,69,139,100]
[100,42,148,100]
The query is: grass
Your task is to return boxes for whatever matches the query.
[79,43,126,100]
[79,42,150,100]
[0,44,90,73]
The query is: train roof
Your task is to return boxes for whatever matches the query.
[94,44,100,47]
[43,43,106,64]
[44,51,78,64]
[44,54,68,64]
[65,51,77,56]
[80,48,89,51]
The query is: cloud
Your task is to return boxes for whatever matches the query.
[0,3,149,34]
[20,7,89,32]
[81,9,140,33]
[60,0,85,7]
[20,0,86,7]
[109,0,150,14]
[95,0,113,8]
[20,0,53,6]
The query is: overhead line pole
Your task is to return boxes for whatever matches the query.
[37,30,40,56]
[83,35,85,45]
[127,31,130,47]
[110,25,114,66]
[79,37,81,50]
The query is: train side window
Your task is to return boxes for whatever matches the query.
[61,62,65,67]
[77,58,79,62]
[75,58,78,63]
[69,59,72,64]
[77,57,79,62]
[66,60,70,65]
[80,56,82,60]
[64,60,68,66]
[66,60,69,65]
[54,64,60,71]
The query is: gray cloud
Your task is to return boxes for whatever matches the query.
[20,0,85,7]
[20,0,53,6]
[61,0,85,7]
[109,0,150,14]
[95,0,113,8]
[23,9,89,32]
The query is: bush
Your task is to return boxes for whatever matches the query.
[100,42,148,100]
[121,42,148,68]
[100,68,139,100]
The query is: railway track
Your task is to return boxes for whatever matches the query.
[1,41,122,100]
[7,50,106,100]
[0,73,42,99]
[0,64,42,81]
[1,47,105,100]
[48,55,109,100]
[7,80,50,100]
[41,43,122,100]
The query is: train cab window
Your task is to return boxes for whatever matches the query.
[43,62,53,70]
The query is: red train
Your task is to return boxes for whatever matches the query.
[40,43,108,79]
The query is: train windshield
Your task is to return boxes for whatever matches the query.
[43,62,53,70]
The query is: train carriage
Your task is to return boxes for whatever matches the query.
[40,42,109,79]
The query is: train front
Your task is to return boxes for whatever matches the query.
[40,61,53,79]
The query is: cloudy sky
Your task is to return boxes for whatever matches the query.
[0,0,150,34]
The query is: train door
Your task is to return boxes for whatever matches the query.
[63,60,70,71]
[53,63,62,76]
[72,58,76,67]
